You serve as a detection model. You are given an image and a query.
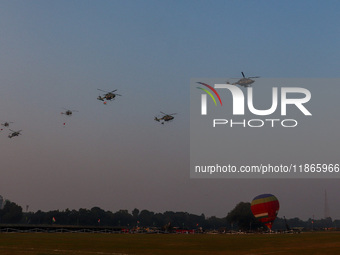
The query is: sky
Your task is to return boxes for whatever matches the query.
[1,0,340,220]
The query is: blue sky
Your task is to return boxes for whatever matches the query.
[1,0,340,219]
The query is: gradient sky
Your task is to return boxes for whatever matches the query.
[1,0,340,220]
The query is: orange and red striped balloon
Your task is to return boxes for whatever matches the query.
[251,194,279,230]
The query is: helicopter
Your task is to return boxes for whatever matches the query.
[154,112,177,124]
[227,72,260,87]
[97,89,122,101]
[1,121,13,127]
[61,108,78,116]
[8,129,22,138]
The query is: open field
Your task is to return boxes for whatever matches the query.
[1,232,340,255]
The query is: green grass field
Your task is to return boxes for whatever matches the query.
[1,232,340,255]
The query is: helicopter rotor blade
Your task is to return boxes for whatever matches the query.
[114,94,122,96]
[160,111,176,116]
[110,89,117,93]
[241,72,245,78]
[248,76,260,78]
[62,108,78,112]
[97,89,109,93]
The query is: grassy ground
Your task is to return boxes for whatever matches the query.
[1,232,340,254]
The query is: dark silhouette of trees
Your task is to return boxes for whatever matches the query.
[0,198,339,231]
[0,200,23,224]
[226,202,264,231]
[132,208,139,219]
[139,210,154,227]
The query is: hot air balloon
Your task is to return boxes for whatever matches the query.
[251,194,279,230]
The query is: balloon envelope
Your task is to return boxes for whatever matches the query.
[251,194,279,230]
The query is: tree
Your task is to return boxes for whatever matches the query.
[91,207,106,224]
[132,208,139,219]
[139,210,154,227]
[0,200,23,224]
[113,210,133,226]
[226,202,263,231]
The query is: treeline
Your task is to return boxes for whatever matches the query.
[0,200,227,229]
[0,200,339,231]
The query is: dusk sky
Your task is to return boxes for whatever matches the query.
[1,0,340,220]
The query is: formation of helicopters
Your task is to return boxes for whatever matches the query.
[157,72,258,124]
[0,122,22,138]
[96,89,176,125]
[3,72,259,138]
[2,86,181,138]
